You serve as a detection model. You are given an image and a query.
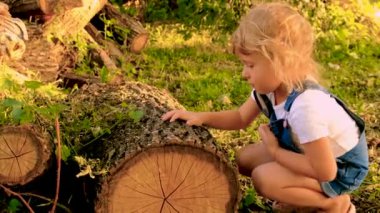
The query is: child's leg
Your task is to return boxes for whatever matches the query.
[236,143,273,176]
[251,162,351,213]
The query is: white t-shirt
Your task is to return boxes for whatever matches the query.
[251,89,360,157]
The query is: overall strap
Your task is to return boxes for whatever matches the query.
[330,95,365,133]
[253,91,277,121]
[284,81,328,112]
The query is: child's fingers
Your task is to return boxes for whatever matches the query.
[258,124,266,137]
[161,110,177,121]
[186,120,194,126]
[258,124,271,141]
[169,111,182,122]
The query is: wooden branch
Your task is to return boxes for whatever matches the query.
[0,184,35,213]
[102,3,149,53]
[85,23,124,61]
[50,117,62,213]
[21,193,72,213]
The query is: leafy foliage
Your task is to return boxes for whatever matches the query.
[0,65,67,125]
[143,0,252,34]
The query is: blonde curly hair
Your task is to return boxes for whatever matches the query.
[231,2,319,91]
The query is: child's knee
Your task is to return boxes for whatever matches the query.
[235,145,255,169]
[251,164,274,197]
[251,166,264,190]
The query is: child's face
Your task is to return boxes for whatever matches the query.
[237,51,281,94]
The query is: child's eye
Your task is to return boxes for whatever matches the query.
[247,64,254,68]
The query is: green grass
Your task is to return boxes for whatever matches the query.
[125,24,380,212]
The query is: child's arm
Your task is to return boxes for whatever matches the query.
[259,125,337,182]
[278,139,337,181]
[161,97,261,130]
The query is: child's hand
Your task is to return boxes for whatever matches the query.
[258,124,280,157]
[161,110,204,126]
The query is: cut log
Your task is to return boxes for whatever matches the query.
[0,80,240,211]
[43,0,106,38]
[4,0,83,15]
[96,144,239,212]
[0,125,51,186]
[102,3,149,53]
[40,0,83,14]
[57,82,240,212]
[5,24,69,82]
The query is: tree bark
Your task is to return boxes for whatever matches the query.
[43,0,106,38]
[3,0,83,15]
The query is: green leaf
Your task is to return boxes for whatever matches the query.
[121,102,128,108]
[48,104,67,116]
[35,107,52,118]
[2,98,22,108]
[24,81,44,90]
[243,188,255,207]
[58,145,71,162]
[20,106,34,124]
[0,78,20,92]
[100,66,109,83]
[7,198,22,212]
[10,107,24,123]
[128,110,144,123]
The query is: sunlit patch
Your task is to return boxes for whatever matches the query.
[146,24,214,48]
[375,10,380,19]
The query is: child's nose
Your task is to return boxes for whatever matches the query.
[242,67,249,80]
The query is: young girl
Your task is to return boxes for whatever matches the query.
[161,2,368,212]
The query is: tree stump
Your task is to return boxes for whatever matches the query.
[0,125,51,186]
[57,82,240,212]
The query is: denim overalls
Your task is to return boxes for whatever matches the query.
[253,81,369,197]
